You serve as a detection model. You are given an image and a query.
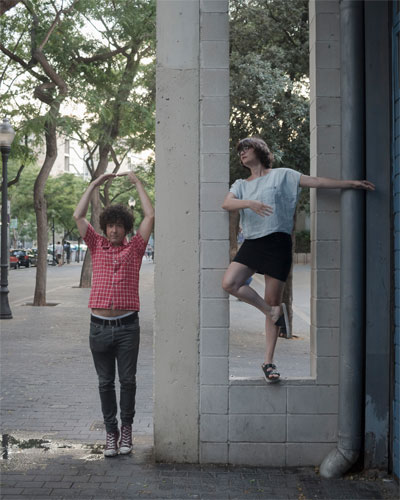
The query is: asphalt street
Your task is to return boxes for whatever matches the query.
[1,261,398,499]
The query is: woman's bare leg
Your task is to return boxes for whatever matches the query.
[263,274,285,369]
[222,262,280,321]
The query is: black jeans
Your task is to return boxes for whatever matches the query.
[89,316,140,433]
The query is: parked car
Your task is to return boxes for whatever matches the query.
[27,249,38,267]
[11,249,30,268]
[47,251,57,265]
[10,251,19,269]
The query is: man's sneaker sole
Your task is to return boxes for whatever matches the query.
[104,449,118,457]
[119,446,133,455]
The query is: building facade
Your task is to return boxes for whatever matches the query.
[154,0,398,478]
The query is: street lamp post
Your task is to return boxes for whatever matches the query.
[52,217,56,265]
[0,118,15,319]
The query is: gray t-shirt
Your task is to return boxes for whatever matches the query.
[230,168,302,239]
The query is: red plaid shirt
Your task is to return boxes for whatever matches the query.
[84,223,147,311]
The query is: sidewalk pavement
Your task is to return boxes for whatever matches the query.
[1,262,399,499]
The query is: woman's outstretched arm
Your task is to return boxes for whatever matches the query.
[300,175,375,191]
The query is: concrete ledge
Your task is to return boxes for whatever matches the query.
[229,377,316,386]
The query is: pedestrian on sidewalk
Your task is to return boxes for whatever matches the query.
[55,241,63,266]
[73,171,154,457]
[221,137,374,383]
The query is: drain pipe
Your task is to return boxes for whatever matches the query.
[319,0,365,479]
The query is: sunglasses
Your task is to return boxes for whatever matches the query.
[237,145,252,156]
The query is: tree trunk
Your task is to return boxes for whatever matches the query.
[79,146,110,288]
[79,250,92,288]
[33,105,59,306]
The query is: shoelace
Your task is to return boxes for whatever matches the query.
[120,426,132,447]
[106,432,118,449]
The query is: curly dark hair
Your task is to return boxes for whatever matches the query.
[99,204,134,235]
[237,137,274,170]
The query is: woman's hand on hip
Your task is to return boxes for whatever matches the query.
[248,200,273,216]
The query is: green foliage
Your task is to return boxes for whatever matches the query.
[7,161,39,242]
[66,0,156,167]
[230,0,309,185]
[45,173,89,238]
[0,0,156,166]
[7,163,89,240]
[1,0,156,239]
[295,230,310,253]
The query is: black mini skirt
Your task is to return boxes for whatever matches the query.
[233,232,292,282]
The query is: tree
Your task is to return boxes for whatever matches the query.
[60,0,156,287]
[1,0,80,305]
[1,0,156,298]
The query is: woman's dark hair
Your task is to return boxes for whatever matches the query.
[99,204,134,234]
[237,137,274,169]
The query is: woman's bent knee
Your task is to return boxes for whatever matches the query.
[222,278,237,295]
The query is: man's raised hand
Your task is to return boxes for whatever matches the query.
[92,173,117,187]
[117,171,140,185]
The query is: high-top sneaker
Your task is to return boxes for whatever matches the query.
[119,424,133,455]
[104,430,119,457]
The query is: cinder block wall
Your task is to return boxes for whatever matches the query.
[199,0,231,464]
[199,0,342,467]
[155,0,342,466]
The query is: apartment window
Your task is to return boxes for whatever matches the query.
[64,156,70,172]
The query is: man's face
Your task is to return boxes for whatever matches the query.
[106,222,126,246]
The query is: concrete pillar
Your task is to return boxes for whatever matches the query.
[154,0,201,462]
[154,0,230,463]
